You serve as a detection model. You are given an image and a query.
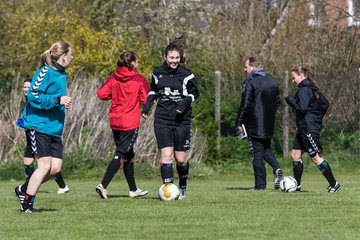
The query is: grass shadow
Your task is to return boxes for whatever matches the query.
[226,187,258,190]
[108,195,159,200]
[37,191,51,194]
[36,208,58,212]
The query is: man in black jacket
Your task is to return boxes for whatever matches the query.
[236,56,282,190]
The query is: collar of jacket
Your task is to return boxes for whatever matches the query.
[53,62,66,73]
[163,61,179,74]
[114,67,138,82]
[251,67,266,76]
[298,78,315,89]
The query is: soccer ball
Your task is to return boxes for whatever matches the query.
[280,176,298,192]
[158,183,180,201]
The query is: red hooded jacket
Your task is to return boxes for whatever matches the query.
[97,67,150,131]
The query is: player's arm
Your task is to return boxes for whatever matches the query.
[235,78,254,126]
[285,87,312,113]
[176,74,199,114]
[27,68,65,110]
[97,75,113,100]
[142,73,159,118]
[139,77,150,105]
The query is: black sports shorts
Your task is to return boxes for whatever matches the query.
[292,132,322,158]
[154,123,191,151]
[24,129,63,159]
[112,128,138,153]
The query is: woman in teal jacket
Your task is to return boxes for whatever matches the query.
[15,41,73,212]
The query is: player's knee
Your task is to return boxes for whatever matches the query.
[291,151,301,161]
[37,164,51,174]
[311,154,323,165]
[50,166,61,176]
[176,158,187,165]
[161,152,174,163]
[162,156,174,163]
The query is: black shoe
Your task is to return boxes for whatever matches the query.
[328,182,341,193]
[296,185,301,192]
[21,205,38,213]
[14,185,25,211]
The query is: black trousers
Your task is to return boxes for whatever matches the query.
[248,137,280,189]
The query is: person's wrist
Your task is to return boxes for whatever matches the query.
[54,96,61,104]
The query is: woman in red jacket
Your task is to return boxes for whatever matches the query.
[96,51,150,199]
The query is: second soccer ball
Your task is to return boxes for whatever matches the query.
[280,176,298,192]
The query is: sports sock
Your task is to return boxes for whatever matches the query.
[54,172,66,188]
[21,164,35,192]
[317,160,336,187]
[101,155,122,188]
[23,193,35,210]
[123,151,137,191]
[293,160,303,186]
[176,162,189,188]
[160,163,174,184]
[24,163,35,179]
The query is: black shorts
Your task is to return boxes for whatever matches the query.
[24,129,63,159]
[112,129,138,154]
[154,123,191,151]
[292,132,322,157]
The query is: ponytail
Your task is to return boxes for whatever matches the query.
[117,51,137,69]
[165,35,186,63]
[38,41,71,70]
[292,66,321,99]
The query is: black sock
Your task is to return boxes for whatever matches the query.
[101,155,122,188]
[123,151,137,191]
[176,162,189,188]
[21,164,35,192]
[24,163,35,179]
[317,160,336,187]
[54,172,66,188]
[293,160,303,187]
[160,163,174,184]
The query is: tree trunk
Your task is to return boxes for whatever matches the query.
[282,70,289,158]
[215,70,222,156]
[249,0,255,33]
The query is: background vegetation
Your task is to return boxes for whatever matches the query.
[0,0,359,179]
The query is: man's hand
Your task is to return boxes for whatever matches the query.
[236,125,244,135]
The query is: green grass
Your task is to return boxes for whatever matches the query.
[1,173,359,240]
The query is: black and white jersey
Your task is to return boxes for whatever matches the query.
[143,63,199,125]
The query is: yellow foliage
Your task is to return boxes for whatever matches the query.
[0,3,156,81]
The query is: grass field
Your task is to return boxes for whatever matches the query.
[1,173,359,240]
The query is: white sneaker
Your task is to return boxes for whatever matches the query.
[96,184,109,199]
[57,185,70,194]
[179,187,186,200]
[129,188,148,198]
[274,168,283,190]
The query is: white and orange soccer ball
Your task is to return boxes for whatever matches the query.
[158,183,180,201]
[280,176,298,192]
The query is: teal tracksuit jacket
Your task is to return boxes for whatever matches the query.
[23,65,67,138]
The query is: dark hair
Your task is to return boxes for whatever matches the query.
[117,51,137,69]
[292,66,321,99]
[23,78,32,83]
[165,35,186,63]
[246,56,262,68]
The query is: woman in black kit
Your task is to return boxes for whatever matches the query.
[285,66,341,193]
[142,36,200,199]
